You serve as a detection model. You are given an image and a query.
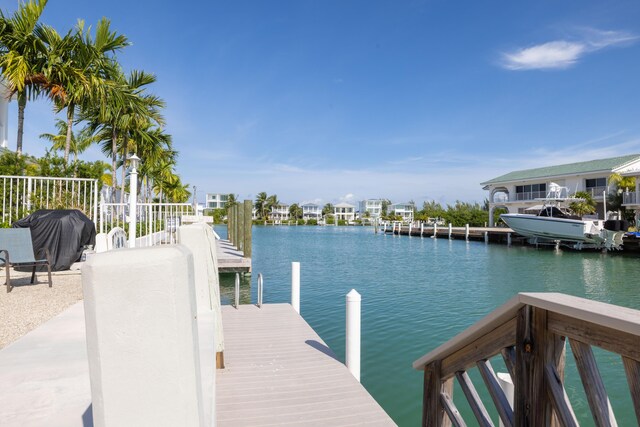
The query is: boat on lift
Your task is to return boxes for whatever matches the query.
[500,183,625,250]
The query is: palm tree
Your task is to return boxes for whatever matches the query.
[255,192,267,219]
[39,119,95,163]
[289,203,302,220]
[569,191,597,216]
[0,0,49,156]
[265,194,279,221]
[40,18,129,165]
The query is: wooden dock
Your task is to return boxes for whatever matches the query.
[385,225,526,245]
[216,239,252,273]
[217,304,395,426]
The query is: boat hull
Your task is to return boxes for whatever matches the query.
[500,214,603,243]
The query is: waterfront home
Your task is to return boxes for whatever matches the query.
[391,202,414,223]
[481,154,640,225]
[359,199,382,219]
[205,193,228,210]
[271,204,290,223]
[334,202,356,222]
[301,203,322,221]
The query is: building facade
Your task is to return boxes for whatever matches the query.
[334,203,356,222]
[391,202,414,223]
[481,154,640,225]
[301,203,322,221]
[358,199,382,219]
[205,193,228,210]
[270,204,290,223]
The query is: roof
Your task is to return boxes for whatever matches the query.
[335,202,355,208]
[481,154,640,186]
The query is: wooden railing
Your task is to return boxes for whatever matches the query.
[413,293,640,426]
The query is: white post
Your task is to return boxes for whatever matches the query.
[484,231,489,244]
[291,261,300,314]
[448,223,452,239]
[346,289,361,382]
[497,373,514,427]
[420,223,424,237]
[603,190,607,219]
[465,224,469,241]
[433,223,437,237]
[507,232,512,247]
[408,222,412,236]
[128,154,140,248]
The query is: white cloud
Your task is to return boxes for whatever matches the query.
[501,29,638,71]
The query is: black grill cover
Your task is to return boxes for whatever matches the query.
[13,209,96,271]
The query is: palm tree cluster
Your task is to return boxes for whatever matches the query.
[0,0,189,202]
[254,192,279,221]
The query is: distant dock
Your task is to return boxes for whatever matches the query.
[216,239,252,273]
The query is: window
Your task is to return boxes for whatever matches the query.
[586,178,606,188]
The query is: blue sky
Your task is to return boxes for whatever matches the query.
[3,0,640,206]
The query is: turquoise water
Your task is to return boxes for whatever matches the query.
[217,225,640,426]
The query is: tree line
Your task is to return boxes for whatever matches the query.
[0,0,189,202]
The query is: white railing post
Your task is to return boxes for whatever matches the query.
[93,180,99,228]
[346,289,361,382]
[291,262,300,314]
[128,155,140,248]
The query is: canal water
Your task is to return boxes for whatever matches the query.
[217,225,640,426]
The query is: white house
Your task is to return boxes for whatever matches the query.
[334,203,356,222]
[271,204,290,223]
[205,193,228,210]
[391,202,414,223]
[358,199,382,219]
[481,154,640,225]
[301,203,321,221]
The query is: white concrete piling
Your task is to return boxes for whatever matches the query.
[465,224,469,241]
[292,261,300,314]
[433,223,437,237]
[484,231,489,244]
[448,223,452,239]
[82,245,205,427]
[346,289,361,382]
[507,232,512,247]
[420,223,424,237]
[408,222,412,236]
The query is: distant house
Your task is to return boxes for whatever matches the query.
[359,199,382,219]
[301,203,321,221]
[391,202,414,223]
[481,154,640,224]
[205,193,228,210]
[271,204,290,223]
[334,203,356,222]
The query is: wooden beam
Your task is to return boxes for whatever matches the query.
[423,361,453,427]
[501,346,516,380]
[544,363,579,427]
[570,339,618,427]
[441,318,517,379]
[477,360,513,427]
[440,391,467,427]
[548,312,640,361]
[622,356,640,425]
[455,370,494,427]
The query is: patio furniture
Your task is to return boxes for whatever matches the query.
[0,228,52,293]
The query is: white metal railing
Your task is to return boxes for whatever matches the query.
[0,175,99,226]
[585,186,608,198]
[623,191,637,205]
[99,202,194,246]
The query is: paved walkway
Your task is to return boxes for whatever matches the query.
[217,304,395,426]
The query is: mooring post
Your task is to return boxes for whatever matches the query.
[243,200,252,258]
[408,222,412,236]
[465,224,469,241]
[420,223,424,237]
[448,223,452,239]
[291,262,300,314]
[346,289,361,382]
[507,232,512,247]
[484,231,489,244]
[237,202,244,251]
[228,205,234,245]
[433,223,437,237]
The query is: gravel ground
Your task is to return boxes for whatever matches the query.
[0,267,83,349]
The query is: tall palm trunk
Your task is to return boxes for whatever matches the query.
[64,103,74,165]
[16,93,26,157]
[111,128,117,202]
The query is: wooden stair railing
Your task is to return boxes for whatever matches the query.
[413,293,640,426]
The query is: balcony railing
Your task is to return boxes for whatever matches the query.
[585,186,608,198]
[513,191,547,201]
[414,293,640,426]
[623,192,637,206]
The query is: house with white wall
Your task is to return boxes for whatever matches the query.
[391,202,414,223]
[334,203,356,222]
[481,154,640,225]
[271,204,290,223]
[301,203,321,221]
[359,199,382,219]
[205,193,228,210]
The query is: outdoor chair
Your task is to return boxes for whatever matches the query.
[0,228,52,293]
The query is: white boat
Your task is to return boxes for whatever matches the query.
[500,183,624,249]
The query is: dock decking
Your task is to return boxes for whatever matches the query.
[217,304,395,426]
[216,239,252,273]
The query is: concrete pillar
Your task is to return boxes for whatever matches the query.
[346,289,361,382]
[82,245,206,427]
[292,262,300,314]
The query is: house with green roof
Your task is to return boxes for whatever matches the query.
[481,154,640,225]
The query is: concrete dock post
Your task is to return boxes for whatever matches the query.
[408,222,412,236]
[484,231,489,244]
[292,262,300,314]
[420,223,424,237]
[507,232,512,247]
[448,223,452,239]
[82,245,205,427]
[433,223,437,237]
[465,224,469,241]
[346,289,361,382]
[243,200,253,258]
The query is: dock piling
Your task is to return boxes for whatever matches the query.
[346,289,361,382]
[420,223,424,237]
[448,223,452,239]
[433,223,437,237]
[507,233,512,247]
[465,224,469,241]
[484,231,489,244]
[243,200,252,258]
[292,262,300,314]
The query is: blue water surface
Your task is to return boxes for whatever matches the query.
[216,225,640,426]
